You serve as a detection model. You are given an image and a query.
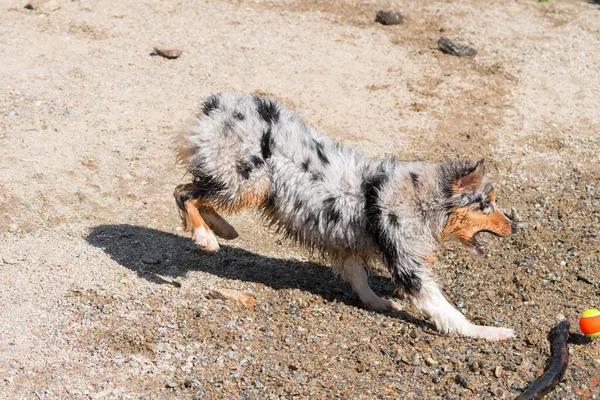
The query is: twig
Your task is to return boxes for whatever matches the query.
[516,321,569,400]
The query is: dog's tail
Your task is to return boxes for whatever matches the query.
[175,92,275,213]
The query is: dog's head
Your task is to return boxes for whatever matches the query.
[439,159,515,257]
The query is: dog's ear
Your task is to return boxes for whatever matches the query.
[456,159,485,192]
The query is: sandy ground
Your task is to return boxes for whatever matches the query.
[1,0,599,398]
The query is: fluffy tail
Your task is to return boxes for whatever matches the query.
[174,92,276,213]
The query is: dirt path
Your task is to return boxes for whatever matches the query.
[1,0,598,398]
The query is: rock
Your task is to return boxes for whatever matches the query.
[150,47,182,59]
[425,356,438,366]
[165,381,178,389]
[508,381,525,393]
[321,380,335,388]
[494,365,503,378]
[455,374,470,389]
[208,288,256,308]
[375,10,404,26]
[25,0,60,12]
[576,274,594,285]
[184,379,201,389]
[438,37,477,57]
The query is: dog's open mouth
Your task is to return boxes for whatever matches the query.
[469,234,486,257]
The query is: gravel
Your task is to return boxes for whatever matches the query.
[1,0,599,398]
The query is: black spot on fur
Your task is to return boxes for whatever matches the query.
[265,188,277,210]
[261,127,273,160]
[388,213,399,227]
[294,198,303,212]
[310,172,323,182]
[409,172,419,186]
[393,270,422,297]
[232,111,245,121]
[191,173,227,196]
[236,160,254,180]
[301,159,310,172]
[176,169,227,213]
[363,173,387,233]
[202,95,220,116]
[364,173,422,296]
[314,140,330,165]
[254,96,280,124]
[250,155,264,168]
[323,197,341,224]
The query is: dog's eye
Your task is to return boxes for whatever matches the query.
[480,201,491,211]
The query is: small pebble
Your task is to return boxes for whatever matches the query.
[425,357,438,366]
[494,366,503,378]
[455,374,470,389]
[25,0,60,12]
[438,37,477,57]
[375,10,404,26]
[208,288,256,309]
[184,379,202,389]
[150,47,183,59]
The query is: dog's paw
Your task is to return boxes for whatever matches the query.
[365,298,402,312]
[193,227,220,252]
[468,325,516,341]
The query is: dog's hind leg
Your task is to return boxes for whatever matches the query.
[342,256,402,312]
[174,183,221,252]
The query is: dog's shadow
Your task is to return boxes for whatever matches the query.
[85,224,430,328]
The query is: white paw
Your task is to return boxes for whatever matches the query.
[193,227,220,252]
[365,298,402,312]
[468,325,516,341]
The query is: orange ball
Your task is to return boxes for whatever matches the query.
[579,309,600,337]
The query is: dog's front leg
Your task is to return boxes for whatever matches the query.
[409,273,515,341]
[341,255,402,312]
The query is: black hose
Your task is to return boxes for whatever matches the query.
[516,321,570,400]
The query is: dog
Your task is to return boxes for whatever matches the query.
[174,92,517,341]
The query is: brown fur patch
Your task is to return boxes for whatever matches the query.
[441,206,512,246]
[233,177,271,211]
[184,200,211,234]
[181,177,271,215]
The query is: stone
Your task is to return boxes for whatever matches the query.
[438,37,477,57]
[208,288,256,309]
[375,10,404,26]
[150,47,183,59]
[25,0,60,12]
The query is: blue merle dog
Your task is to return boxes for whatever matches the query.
[174,92,517,340]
